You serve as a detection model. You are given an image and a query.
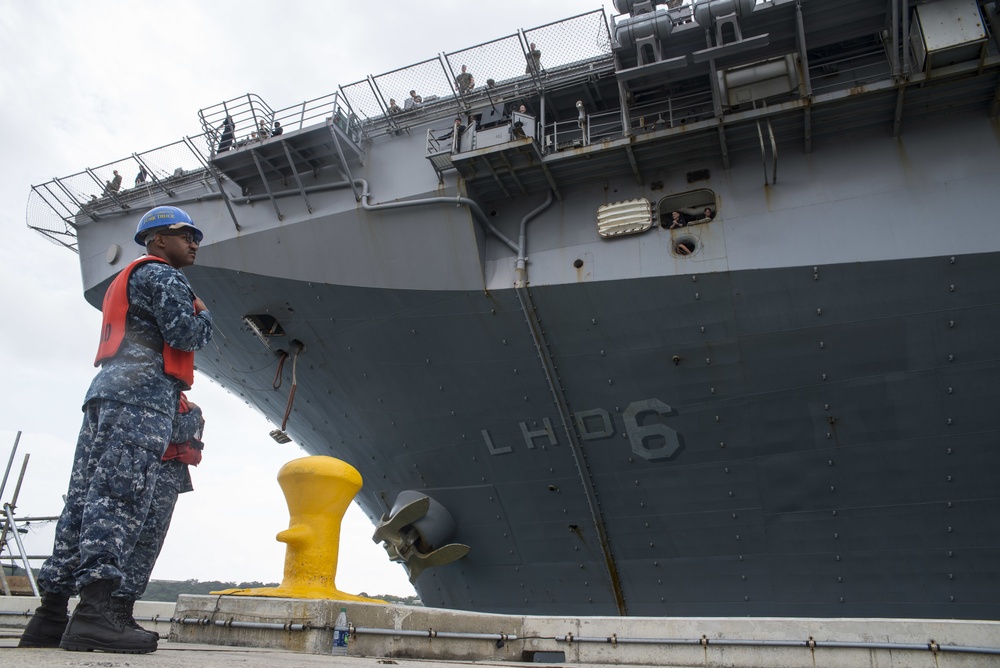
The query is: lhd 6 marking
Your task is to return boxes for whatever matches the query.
[481,399,682,462]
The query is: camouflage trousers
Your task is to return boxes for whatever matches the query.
[116,460,193,600]
[36,399,172,596]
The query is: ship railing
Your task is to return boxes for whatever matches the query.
[807,46,893,96]
[545,117,587,152]
[625,88,716,134]
[425,123,459,158]
[264,90,362,146]
[197,91,362,158]
[27,8,616,248]
[335,9,612,138]
[197,93,277,156]
[353,49,614,145]
[586,109,624,144]
[27,134,218,252]
[539,90,710,152]
[424,123,463,177]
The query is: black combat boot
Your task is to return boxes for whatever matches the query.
[110,596,159,640]
[59,579,157,653]
[17,590,70,648]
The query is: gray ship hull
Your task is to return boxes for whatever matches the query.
[30,0,1000,618]
[138,243,998,619]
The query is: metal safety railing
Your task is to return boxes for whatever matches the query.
[27,8,613,250]
[1,432,59,597]
[164,614,1000,659]
[350,8,611,128]
[626,88,715,134]
[27,133,220,252]
[197,91,363,158]
[195,8,612,150]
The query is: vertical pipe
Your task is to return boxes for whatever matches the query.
[0,431,20,501]
[902,0,911,77]
[4,503,39,595]
[8,454,29,511]
[540,95,547,152]
[890,0,900,78]
[795,0,813,97]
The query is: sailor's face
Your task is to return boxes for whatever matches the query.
[158,231,199,268]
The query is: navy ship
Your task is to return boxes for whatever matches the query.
[27,0,1000,619]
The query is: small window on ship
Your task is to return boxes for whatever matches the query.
[658,188,717,229]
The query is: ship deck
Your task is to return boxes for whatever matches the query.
[28,0,1000,247]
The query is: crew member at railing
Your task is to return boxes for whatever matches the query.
[135,166,148,186]
[436,117,466,144]
[456,65,475,94]
[217,116,235,153]
[526,42,542,74]
[513,105,531,139]
[103,170,122,195]
[388,98,402,113]
[405,89,423,110]
[258,120,270,139]
[272,121,283,136]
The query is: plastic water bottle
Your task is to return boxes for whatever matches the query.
[332,607,348,656]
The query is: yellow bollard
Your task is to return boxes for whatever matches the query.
[213,456,384,602]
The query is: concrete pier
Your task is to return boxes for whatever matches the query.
[2,594,999,667]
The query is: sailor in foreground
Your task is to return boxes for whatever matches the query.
[18,205,213,654]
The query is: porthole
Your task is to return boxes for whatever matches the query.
[672,236,697,257]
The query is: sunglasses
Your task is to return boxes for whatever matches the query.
[159,230,199,244]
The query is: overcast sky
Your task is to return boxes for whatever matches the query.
[0,1,621,599]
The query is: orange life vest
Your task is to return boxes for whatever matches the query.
[94,256,196,389]
[162,392,204,466]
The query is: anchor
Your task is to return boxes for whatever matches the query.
[372,490,470,583]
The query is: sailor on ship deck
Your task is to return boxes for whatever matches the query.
[404,89,423,110]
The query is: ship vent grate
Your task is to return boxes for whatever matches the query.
[597,198,653,238]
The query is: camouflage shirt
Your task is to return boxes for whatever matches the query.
[85,261,213,416]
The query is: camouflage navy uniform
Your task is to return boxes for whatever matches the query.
[37,261,212,596]
[116,401,202,600]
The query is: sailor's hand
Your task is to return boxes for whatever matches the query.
[193,297,207,314]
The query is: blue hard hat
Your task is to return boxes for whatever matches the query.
[134,205,204,246]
